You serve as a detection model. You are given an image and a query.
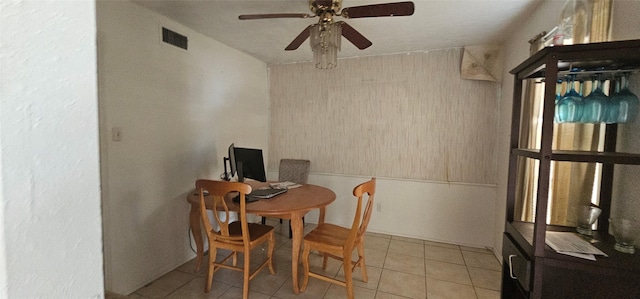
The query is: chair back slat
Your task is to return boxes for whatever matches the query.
[346,178,376,252]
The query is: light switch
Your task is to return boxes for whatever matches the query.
[112,127,122,142]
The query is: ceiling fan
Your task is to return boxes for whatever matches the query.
[239,0,415,68]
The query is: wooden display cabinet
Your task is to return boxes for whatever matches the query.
[502,40,640,298]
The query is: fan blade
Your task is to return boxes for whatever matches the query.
[341,1,415,18]
[239,13,312,20]
[338,22,372,50]
[285,25,313,51]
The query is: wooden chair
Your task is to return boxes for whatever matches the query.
[261,159,310,238]
[301,178,376,299]
[196,179,275,299]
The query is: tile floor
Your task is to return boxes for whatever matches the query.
[107,220,502,299]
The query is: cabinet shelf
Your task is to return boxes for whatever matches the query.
[512,149,640,165]
[513,40,640,80]
[506,222,640,272]
[502,40,640,298]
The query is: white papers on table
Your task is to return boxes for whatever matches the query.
[269,181,302,190]
[545,232,608,261]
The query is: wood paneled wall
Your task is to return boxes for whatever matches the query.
[268,49,499,184]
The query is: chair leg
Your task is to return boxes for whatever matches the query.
[301,243,312,292]
[232,251,238,267]
[205,247,217,293]
[322,253,329,270]
[243,251,250,299]
[268,232,276,274]
[261,217,266,225]
[343,256,355,299]
[357,241,368,282]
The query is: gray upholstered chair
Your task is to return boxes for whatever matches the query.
[279,159,310,184]
[261,159,310,238]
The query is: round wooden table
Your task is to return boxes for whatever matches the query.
[186,182,336,294]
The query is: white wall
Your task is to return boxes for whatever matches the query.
[0,1,104,298]
[267,49,500,249]
[495,0,640,256]
[97,1,270,295]
[290,174,497,247]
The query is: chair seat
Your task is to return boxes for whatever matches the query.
[303,223,350,248]
[228,222,274,242]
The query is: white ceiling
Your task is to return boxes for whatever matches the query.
[133,0,542,65]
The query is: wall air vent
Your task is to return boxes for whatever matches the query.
[162,27,188,50]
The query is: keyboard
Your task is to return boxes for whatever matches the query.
[233,188,287,203]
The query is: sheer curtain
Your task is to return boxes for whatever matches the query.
[515,0,612,225]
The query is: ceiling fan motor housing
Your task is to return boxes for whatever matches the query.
[310,0,342,18]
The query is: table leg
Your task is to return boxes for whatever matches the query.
[189,203,204,272]
[318,207,326,225]
[290,211,304,294]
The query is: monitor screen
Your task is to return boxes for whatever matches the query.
[233,147,266,182]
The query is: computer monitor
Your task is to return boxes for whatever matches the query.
[222,143,236,181]
[228,143,236,177]
[233,147,267,182]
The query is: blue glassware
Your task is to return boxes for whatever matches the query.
[554,79,565,123]
[605,77,621,123]
[581,75,608,123]
[556,75,583,123]
[610,73,639,123]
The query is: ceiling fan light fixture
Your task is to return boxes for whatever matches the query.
[310,23,341,69]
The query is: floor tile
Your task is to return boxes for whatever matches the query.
[164,277,230,299]
[426,278,476,299]
[375,291,413,299]
[105,292,147,299]
[335,265,382,290]
[210,267,244,285]
[273,276,330,299]
[460,245,493,254]
[365,235,392,251]
[388,239,425,258]
[424,240,460,249]
[304,250,343,278]
[324,283,376,299]
[425,259,472,285]
[475,287,501,299]
[238,264,287,296]
[383,253,425,276]
[175,257,207,277]
[467,267,501,291]
[424,244,465,265]
[366,231,392,239]
[377,269,426,299]
[218,285,271,299]
[391,235,424,244]
[134,270,196,298]
[121,219,502,299]
[363,248,387,268]
[462,250,501,271]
